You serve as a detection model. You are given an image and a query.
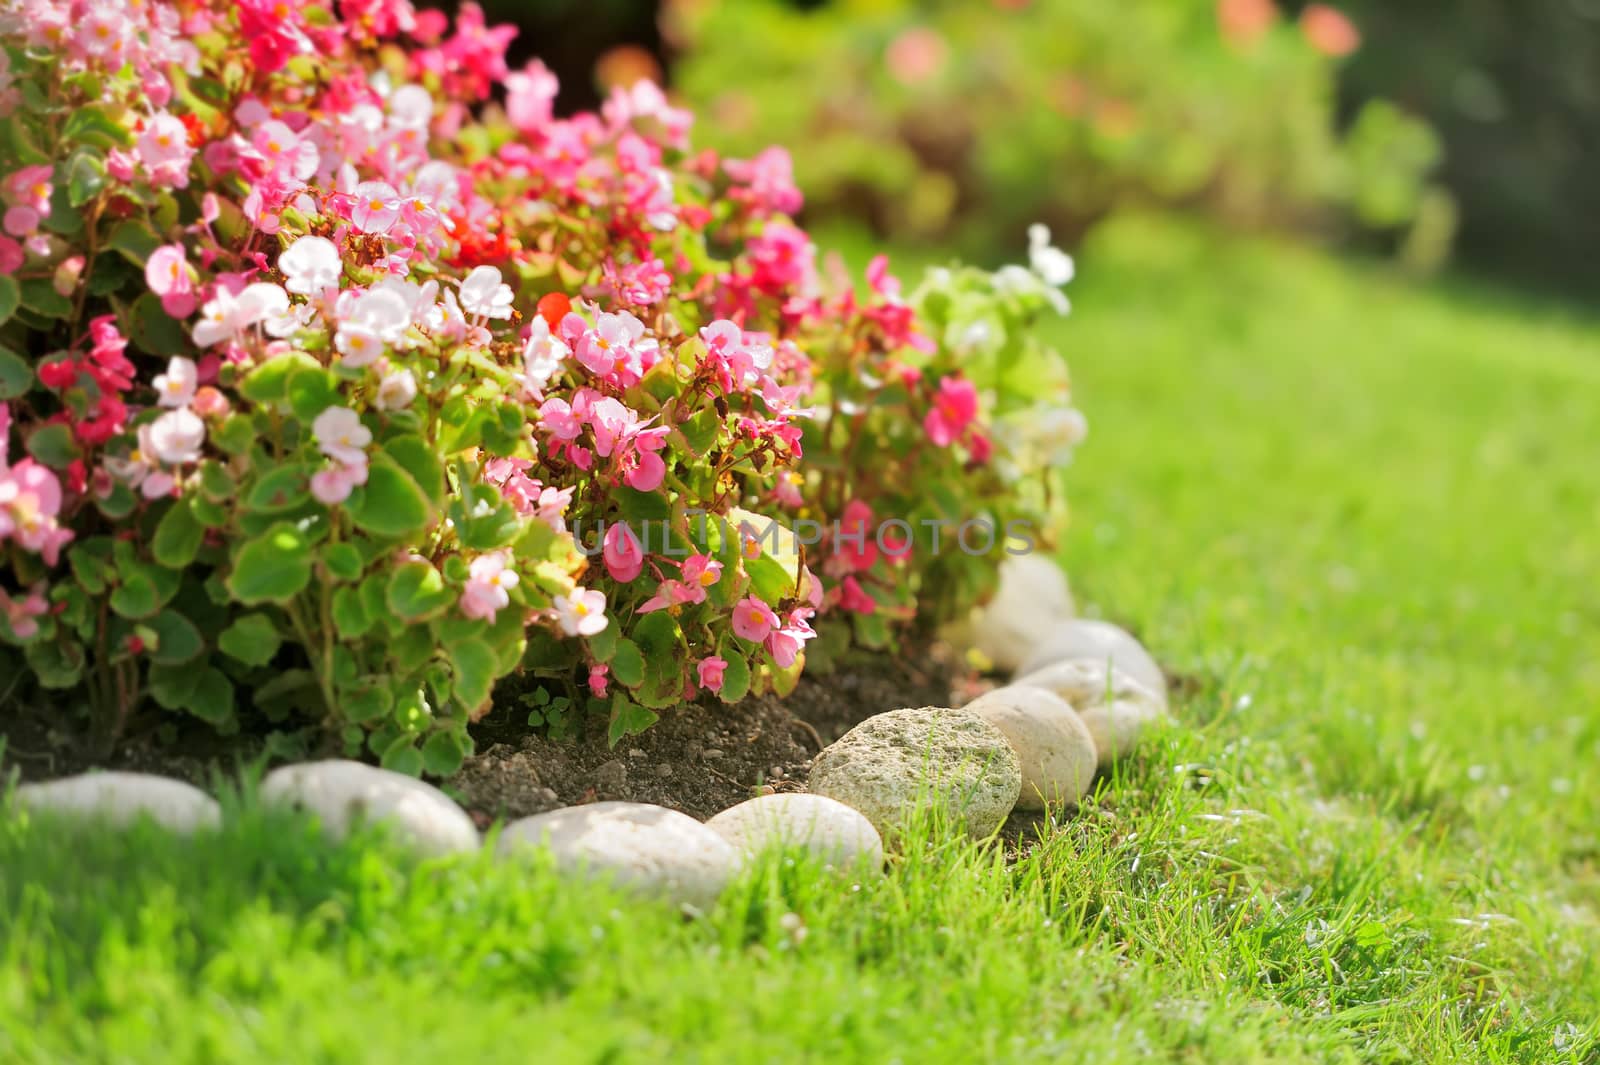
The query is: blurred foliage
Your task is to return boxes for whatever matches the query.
[666,0,1451,264]
[1323,0,1600,289]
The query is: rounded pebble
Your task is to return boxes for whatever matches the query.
[808,706,1022,841]
[13,772,220,834]
[965,685,1098,809]
[965,556,1076,672]
[1013,619,1167,704]
[260,759,479,857]
[707,793,883,871]
[1016,659,1170,766]
[497,801,740,911]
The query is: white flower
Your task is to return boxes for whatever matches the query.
[152,356,198,409]
[457,265,513,320]
[553,588,609,637]
[312,406,372,466]
[1036,406,1088,450]
[1028,223,1075,288]
[519,317,569,396]
[334,285,412,365]
[191,282,289,347]
[375,368,417,411]
[993,264,1069,316]
[146,407,206,465]
[279,235,342,297]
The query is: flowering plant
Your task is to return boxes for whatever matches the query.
[0,0,1080,771]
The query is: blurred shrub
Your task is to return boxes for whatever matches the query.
[668,0,1451,260]
[1324,0,1600,288]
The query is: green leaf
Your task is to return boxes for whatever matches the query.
[146,610,204,666]
[0,276,18,327]
[19,280,72,320]
[385,561,454,622]
[287,365,340,424]
[607,695,659,747]
[213,413,255,455]
[717,650,751,704]
[147,662,201,710]
[240,351,321,406]
[62,105,132,149]
[331,585,374,639]
[340,681,394,724]
[450,638,497,712]
[320,542,364,581]
[381,435,445,502]
[218,613,282,667]
[244,463,312,513]
[105,219,161,265]
[380,741,424,776]
[24,423,80,468]
[586,617,619,662]
[183,666,236,726]
[347,457,433,538]
[23,639,85,688]
[151,499,205,568]
[227,524,313,605]
[67,149,105,207]
[421,730,471,777]
[110,571,161,620]
[609,638,645,687]
[0,346,31,399]
[127,293,188,356]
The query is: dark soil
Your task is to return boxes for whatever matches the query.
[1,640,980,826]
[453,640,974,823]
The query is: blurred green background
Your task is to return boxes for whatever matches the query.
[480,0,1600,293]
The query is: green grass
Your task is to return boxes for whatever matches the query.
[5,214,1600,1063]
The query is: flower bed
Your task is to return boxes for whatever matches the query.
[0,0,1079,774]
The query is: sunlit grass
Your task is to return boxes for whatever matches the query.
[3,215,1598,1063]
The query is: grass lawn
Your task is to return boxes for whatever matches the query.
[4,215,1599,1064]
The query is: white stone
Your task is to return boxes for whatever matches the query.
[965,685,1098,810]
[808,706,1022,840]
[965,555,1076,672]
[260,759,479,857]
[14,772,220,834]
[1079,700,1169,766]
[1013,619,1167,704]
[707,793,883,871]
[1015,659,1170,766]
[497,801,739,911]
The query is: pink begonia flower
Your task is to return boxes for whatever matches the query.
[505,58,559,133]
[838,576,877,614]
[554,587,608,637]
[309,460,368,505]
[682,554,723,590]
[572,309,646,379]
[588,663,609,697]
[5,165,53,216]
[724,146,803,217]
[278,235,342,297]
[351,180,400,233]
[639,555,719,613]
[1,424,74,566]
[135,112,195,188]
[602,522,644,583]
[146,407,205,465]
[538,396,582,441]
[312,406,372,466]
[696,656,728,693]
[335,286,411,366]
[0,236,23,275]
[375,368,417,411]
[145,244,197,318]
[585,396,637,459]
[152,356,198,408]
[923,374,979,448]
[2,206,37,238]
[460,551,519,621]
[731,596,779,643]
[0,584,48,640]
[191,282,288,347]
[765,623,813,669]
[457,264,513,320]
